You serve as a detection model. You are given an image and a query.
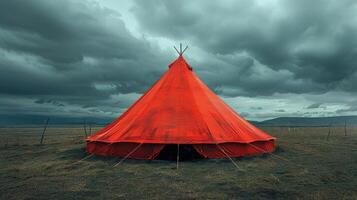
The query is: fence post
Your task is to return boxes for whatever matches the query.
[83,119,87,138]
[40,118,50,145]
[326,123,332,141]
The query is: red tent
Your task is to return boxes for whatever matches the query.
[86,54,275,159]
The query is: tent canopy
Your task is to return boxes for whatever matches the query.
[87,55,275,159]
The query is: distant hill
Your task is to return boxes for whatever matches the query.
[0,114,113,127]
[2,114,357,127]
[256,116,357,127]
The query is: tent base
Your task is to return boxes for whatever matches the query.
[86,140,275,160]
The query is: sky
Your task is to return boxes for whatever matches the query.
[1,0,357,124]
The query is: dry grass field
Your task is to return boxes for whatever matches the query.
[1,126,357,199]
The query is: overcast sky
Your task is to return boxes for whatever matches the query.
[1,0,357,124]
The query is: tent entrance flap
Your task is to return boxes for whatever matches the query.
[155,144,203,161]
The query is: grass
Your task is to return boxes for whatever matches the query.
[0,126,357,199]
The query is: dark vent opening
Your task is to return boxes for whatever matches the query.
[156,144,203,161]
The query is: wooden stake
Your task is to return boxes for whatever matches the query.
[176,144,180,170]
[344,120,347,136]
[83,119,87,138]
[40,118,50,145]
[89,123,92,135]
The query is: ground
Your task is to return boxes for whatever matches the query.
[0,126,357,200]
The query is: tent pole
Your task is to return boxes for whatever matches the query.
[216,144,244,171]
[182,46,188,54]
[176,144,180,170]
[114,143,143,167]
[174,44,188,55]
[174,46,180,55]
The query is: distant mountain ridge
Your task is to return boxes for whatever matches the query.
[1,115,357,127]
[256,116,357,127]
[0,114,113,127]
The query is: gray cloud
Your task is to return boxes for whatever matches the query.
[1,0,357,124]
[306,103,323,109]
[133,0,357,95]
[0,0,173,123]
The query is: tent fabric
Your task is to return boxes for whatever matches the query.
[193,140,275,158]
[86,55,276,159]
[86,140,275,159]
[86,142,165,160]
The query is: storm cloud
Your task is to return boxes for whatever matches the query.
[133,0,357,94]
[0,0,169,124]
[0,0,357,124]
